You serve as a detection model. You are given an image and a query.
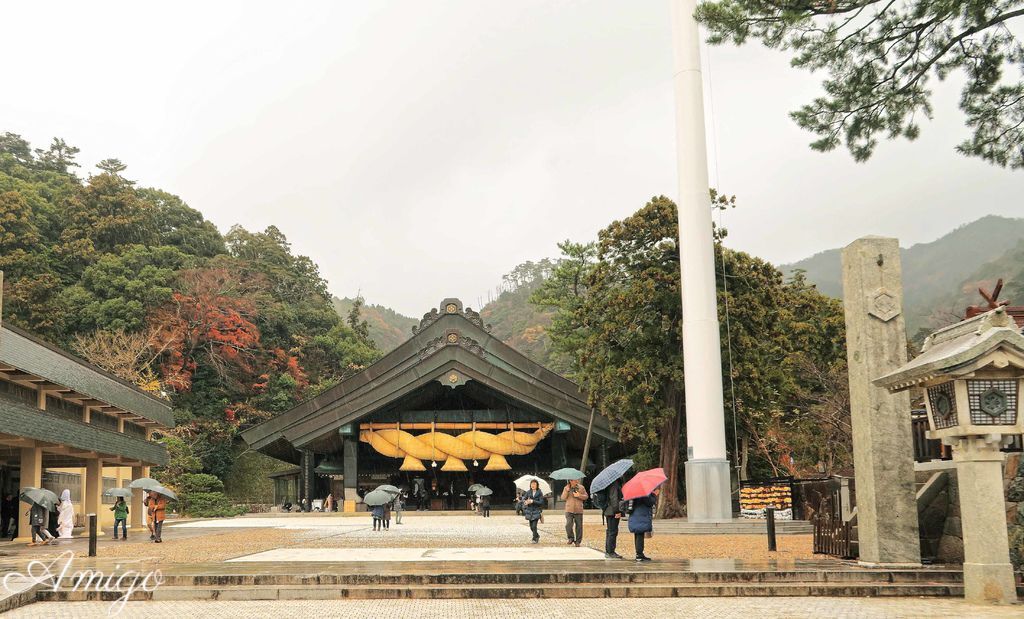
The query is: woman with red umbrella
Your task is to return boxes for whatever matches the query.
[622,468,667,563]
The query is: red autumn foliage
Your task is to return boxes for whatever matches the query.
[149,268,262,391]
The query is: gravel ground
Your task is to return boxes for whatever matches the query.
[0,514,816,563]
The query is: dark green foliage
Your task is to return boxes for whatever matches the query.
[533,195,849,513]
[0,132,384,494]
[696,0,1024,167]
[178,473,225,495]
[177,492,245,518]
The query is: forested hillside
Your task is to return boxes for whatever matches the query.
[332,296,417,352]
[0,132,380,506]
[781,216,1024,332]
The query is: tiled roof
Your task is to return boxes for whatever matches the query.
[0,397,168,466]
[0,325,172,427]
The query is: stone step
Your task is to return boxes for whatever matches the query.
[37,581,974,602]
[52,568,965,587]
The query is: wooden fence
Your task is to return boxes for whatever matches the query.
[812,512,856,559]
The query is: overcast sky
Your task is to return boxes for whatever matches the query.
[3,1,1022,316]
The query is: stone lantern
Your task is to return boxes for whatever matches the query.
[875,307,1024,604]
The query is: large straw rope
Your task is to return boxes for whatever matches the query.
[359,424,553,461]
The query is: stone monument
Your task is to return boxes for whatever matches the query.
[841,237,921,565]
[876,306,1023,603]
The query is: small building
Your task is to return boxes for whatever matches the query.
[242,298,618,510]
[0,321,171,537]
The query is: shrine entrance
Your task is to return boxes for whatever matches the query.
[242,298,619,511]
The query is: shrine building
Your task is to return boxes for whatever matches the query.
[242,298,618,510]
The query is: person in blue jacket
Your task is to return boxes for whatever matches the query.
[627,487,660,562]
[520,479,547,544]
[371,503,385,531]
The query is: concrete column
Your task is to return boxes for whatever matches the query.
[953,437,1016,603]
[83,458,104,537]
[130,465,144,530]
[671,0,731,522]
[343,438,359,503]
[841,237,919,565]
[16,446,41,541]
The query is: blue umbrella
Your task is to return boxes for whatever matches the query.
[590,459,634,494]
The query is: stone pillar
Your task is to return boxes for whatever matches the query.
[16,446,41,541]
[841,237,919,565]
[83,458,104,536]
[343,438,359,503]
[954,437,1016,603]
[130,465,144,530]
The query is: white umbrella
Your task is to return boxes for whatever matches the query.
[513,475,551,495]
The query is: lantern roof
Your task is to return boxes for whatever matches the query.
[875,307,1024,393]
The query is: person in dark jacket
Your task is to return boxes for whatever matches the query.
[627,487,659,562]
[27,503,55,546]
[603,479,624,559]
[371,503,385,531]
[1,494,16,540]
[480,494,490,518]
[520,480,546,543]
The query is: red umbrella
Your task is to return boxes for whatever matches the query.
[621,467,667,500]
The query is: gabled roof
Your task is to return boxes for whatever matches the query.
[875,307,1024,392]
[0,324,173,427]
[242,298,614,453]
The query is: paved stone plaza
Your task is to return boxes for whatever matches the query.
[6,597,1023,618]
[0,512,1018,615]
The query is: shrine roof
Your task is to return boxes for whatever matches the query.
[875,307,1024,392]
[241,298,614,455]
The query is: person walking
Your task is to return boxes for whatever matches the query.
[383,499,392,530]
[150,491,167,543]
[627,487,659,562]
[371,503,384,531]
[480,493,490,518]
[561,479,588,547]
[394,493,404,525]
[144,494,155,540]
[56,489,75,539]
[27,502,55,546]
[110,497,129,540]
[603,479,624,559]
[520,480,546,544]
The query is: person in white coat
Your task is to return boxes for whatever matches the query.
[56,489,75,538]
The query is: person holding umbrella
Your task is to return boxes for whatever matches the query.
[621,468,667,563]
[590,458,633,559]
[560,478,588,547]
[21,488,58,546]
[110,496,129,540]
[520,479,546,544]
[149,490,167,543]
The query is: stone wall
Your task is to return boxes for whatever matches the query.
[1005,452,1024,568]
[922,453,1024,567]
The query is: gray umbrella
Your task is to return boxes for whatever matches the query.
[467,483,485,492]
[103,488,133,499]
[475,487,493,497]
[363,489,393,506]
[129,477,162,491]
[150,485,177,500]
[375,484,401,495]
[551,467,585,481]
[20,487,59,511]
[590,458,634,494]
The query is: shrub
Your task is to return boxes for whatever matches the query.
[179,491,246,518]
[178,473,224,495]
